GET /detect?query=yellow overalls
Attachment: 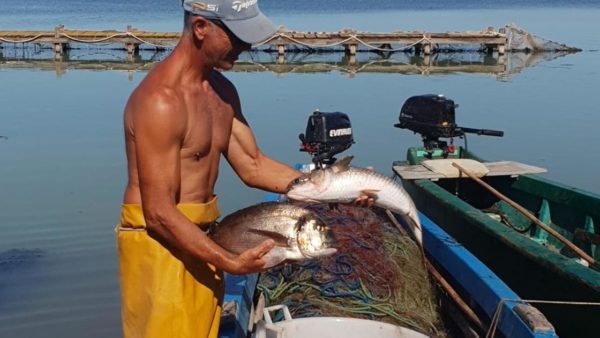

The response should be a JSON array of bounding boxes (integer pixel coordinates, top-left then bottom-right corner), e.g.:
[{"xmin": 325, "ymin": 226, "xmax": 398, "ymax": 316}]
[{"xmin": 117, "ymin": 197, "xmax": 224, "ymax": 338}]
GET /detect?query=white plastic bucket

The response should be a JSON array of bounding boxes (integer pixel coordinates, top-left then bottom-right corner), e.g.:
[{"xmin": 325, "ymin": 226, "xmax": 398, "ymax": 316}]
[{"xmin": 253, "ymin": 305, "xmax": 430, "ymax": 338}]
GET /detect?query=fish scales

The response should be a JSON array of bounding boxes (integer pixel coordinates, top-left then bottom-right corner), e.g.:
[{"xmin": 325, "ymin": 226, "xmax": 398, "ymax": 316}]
[
  {"xmin": 286, "ymin": 156, "xmax": 422, "ymax": 245},
  {"xmin": 318, "ymin": 167, "xmax": 416, "ymax": 218},
  {"xmin": 209, "ymin": 202, "xmax": 337, "ymax": 268},
  {"xmin": 210, "ymin": 203, "xmax": 306, "ymax": 254}
]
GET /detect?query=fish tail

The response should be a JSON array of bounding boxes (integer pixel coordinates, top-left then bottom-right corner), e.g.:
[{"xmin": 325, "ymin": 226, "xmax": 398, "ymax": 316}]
[{"xmin": 404, "ymin": 214, "xmax": 423, "ymax": 247}]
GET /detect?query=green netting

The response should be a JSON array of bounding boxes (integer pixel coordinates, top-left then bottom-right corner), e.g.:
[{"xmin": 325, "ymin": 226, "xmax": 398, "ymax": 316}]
[{"xmin": 257, "ymin": 204, "xmax": 447, "ymax": 337}]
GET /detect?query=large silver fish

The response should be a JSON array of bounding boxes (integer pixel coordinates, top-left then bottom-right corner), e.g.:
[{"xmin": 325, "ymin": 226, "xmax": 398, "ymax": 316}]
[
  {"xmin": 209, "ymin": 202, "xmax": 337, "ymax": 268},
  {"xmin": 286, "ymin": 156, "xmax": 423, "ymax": 245}
]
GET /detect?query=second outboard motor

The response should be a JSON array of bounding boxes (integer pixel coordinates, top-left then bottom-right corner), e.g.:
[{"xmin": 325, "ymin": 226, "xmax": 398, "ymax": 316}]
[{"xmin": 395, "ymin": 94, "xmax": 503, "ymax": 158}]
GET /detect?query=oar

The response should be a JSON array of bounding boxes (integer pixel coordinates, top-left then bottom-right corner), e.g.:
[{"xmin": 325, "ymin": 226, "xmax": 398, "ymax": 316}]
[{"xmin": 452, "ymin": 162, "xmax": 596, "ymax": 267}]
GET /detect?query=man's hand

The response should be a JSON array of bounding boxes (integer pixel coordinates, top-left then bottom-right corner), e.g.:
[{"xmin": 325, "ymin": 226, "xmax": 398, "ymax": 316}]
[
  {"xmin": 353, "ymin": 166, "xmax": 376, "ymax": 208},
  {"xmin": 227, "ymin": 239, "xmax": 276, "ymax": 275},
  {"xmin": 353, "ymin": 194, "xmax": 376, "ymax": 208}
]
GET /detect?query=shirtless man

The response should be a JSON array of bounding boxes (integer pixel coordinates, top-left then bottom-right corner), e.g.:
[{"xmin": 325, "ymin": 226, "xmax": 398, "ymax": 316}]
[
  {"xmin": 117, "ymin": 1, "xmax": 371, "ymax": 337},
  {"xmin": 117, "ymin": 1, "xmax": 296, "ymax": 337}
]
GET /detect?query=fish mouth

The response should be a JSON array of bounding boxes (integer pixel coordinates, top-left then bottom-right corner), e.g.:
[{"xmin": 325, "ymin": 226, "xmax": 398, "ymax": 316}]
[
  {"xmin": 285, "ymin": 188, "xmax": 306, "ymax": 201},
  {"xmin": 286, "ymin": 190, "xmax": 319, "ymax": 203}
]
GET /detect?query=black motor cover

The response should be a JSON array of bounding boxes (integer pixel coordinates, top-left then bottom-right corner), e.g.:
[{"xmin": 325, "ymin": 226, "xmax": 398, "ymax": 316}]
[
  {"xmin": 395, "ymin": 94, "xmax": 459, "ymax": 138},
  {"xmin": 299, "ymin": 111, "xmax": 354, "ymax": 165},
  {"xmin": 302, "ymin": 111, "xmax": 353, "ymax": 145}
]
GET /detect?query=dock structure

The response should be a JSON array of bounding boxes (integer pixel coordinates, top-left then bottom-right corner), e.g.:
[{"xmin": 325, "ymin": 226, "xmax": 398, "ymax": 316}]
[
  {"xmin": 0, "ymin": 25, "xmax": 179, "ymax": 57},
  {"xmin": 261, "ymin": 27, "xmax": 507, "ymax": 56},
  {"xmin": 0, "ymin": 25, "xmax": 509, "ymax": 60}
]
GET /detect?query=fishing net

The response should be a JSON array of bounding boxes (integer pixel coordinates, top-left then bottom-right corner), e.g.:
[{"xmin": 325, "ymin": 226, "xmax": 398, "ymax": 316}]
[{"xmin": 257, "ymin": 203, "xmax": 448, "ymax": 337}]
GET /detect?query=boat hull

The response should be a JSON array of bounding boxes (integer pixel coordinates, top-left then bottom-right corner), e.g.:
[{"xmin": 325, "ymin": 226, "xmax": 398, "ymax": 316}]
[
  {"xmin": 399, "ymin": 148, "xmax": 600, "ymax": 338},
  {"xmin": 219, "ymin": 183, "xmax": 558, "ymax": 338}
]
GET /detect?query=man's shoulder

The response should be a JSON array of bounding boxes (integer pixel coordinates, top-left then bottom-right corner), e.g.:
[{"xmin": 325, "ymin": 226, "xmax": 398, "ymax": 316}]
[
  {"xmin": 125, "ymin": 82, "xmax": 187, "ymax": 136},
  {"xmin": 129, "ymin": 81, "xmax": 183, "ymax": 115}
]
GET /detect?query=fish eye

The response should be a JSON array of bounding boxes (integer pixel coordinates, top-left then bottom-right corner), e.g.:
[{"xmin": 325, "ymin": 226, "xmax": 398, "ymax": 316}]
[{"xmin": 292, "ymin": 175, "xmax": 310, "ymax": 185}]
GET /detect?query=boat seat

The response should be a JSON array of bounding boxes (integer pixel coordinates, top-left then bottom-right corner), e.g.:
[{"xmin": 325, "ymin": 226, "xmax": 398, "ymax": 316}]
[
  {"xmin": 393, "ymin": 159, "xmax": 547, "ymax": 181},
  {"xmin": 422, "ymin": 159, "xmax": 489, "ymax": 178}
]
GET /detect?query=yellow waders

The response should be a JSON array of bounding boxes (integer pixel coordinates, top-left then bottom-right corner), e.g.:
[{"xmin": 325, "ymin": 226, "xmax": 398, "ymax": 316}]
[{"xmin": 117, "ymin": 197, "xmax": 224, "ymax": 338}]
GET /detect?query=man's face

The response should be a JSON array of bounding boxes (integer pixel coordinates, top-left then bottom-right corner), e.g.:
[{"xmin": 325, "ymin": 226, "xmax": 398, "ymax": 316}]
[{"xmin": 207, "ymin": 19, "xmax": 251, "ymax": 70}]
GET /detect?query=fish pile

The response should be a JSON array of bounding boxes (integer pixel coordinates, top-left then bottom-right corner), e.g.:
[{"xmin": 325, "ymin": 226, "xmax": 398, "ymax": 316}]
[
  {"xmin": 286, "ymin": 156, "xmax": 423, "ymax": 245},
  {"xmin": 210, "ymin": 202, "xmax": 337, "ymax": 268}
]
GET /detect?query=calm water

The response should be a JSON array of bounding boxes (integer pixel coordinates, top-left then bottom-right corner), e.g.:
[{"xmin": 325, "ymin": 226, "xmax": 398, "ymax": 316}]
[{"xmin": 1, "ymin": 1, "xmax": 600, "ymax": 337}]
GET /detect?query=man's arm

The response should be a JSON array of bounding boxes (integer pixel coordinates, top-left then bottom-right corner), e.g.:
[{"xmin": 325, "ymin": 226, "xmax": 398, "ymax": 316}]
[
  {"xmin": 225, "ymin": 112, "xmax": 302, "ymax": 193},
  {"xmin": 131, "ymin": 88, "xmax": 273, "ymax": 274},
  {"xmin": 221, "ymin": 84, "xmax": 301, "ymax": 192}
]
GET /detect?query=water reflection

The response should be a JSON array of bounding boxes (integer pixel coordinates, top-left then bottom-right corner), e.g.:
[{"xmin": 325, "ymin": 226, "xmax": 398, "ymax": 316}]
[{"xmin": 0, "ymin": 46, "xmax": 577, "ymax": 80}]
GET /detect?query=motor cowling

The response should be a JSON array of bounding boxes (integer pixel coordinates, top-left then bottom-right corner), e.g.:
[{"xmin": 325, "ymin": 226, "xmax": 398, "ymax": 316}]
[
  {"xmin": 395, "ymin": 94, "xmax": 460, "ymax": 139},
  {"xmin": 299, "ymin": 111, "xmax": 354, "ymax": 166}
]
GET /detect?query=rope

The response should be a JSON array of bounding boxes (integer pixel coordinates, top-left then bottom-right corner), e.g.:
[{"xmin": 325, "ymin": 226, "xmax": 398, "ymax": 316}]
[
  {"xmin": 486, "ymin": 298, "xmax": 600, "ymax": 338},
  {"xmin": 3, "ymin": 31, "xmax": 435, "ymax": 52},
  {"xmin": 60, "ymin": 32, "xmax": 128, "ymax": 43},
  {"xmin": 0, "ymin": 34, "xmax": 46, "ymax": 43},
  {"xmin": 125, "ymin": 33, "xmax": 177, "ymax": 48},
  {"xmin": 255, "ymin": 32, "xmax": 433, "ymax": 52},
  {"xmin": 352, "ymin": 34, "xmax": 432, "ymax": 52},
  {"xmin": 255, "ymin": 33, "xmax": 356, "ymax": 48},
  {"xmin": 0, "ymin": 31, "xmax": 177, "ymax": 48},
  {"xmin": 61, "ymin": 32, "xmax": 177, "ymax": 48}
]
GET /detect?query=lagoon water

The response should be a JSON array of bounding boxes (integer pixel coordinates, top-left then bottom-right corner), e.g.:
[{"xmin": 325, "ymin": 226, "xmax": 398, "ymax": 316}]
[{"xmin": 1, "ymin": 1, "xmax": 600, "ymax": 337}]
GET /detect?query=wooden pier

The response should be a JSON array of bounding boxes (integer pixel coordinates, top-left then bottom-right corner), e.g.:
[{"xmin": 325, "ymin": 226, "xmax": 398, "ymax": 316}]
[{"xmin": 0, "ymin": 25, "xmax": 509, "ymax": 59}]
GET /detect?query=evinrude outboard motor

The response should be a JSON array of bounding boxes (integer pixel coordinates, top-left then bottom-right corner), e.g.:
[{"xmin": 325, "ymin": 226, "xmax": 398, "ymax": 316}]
[
  {"xmin": 395, "ymin": 94, "xmax": 504, "ymax": 158},
  {"xmin": 299, "ymin": 111, "xmax": 354, "ymax": 168}
]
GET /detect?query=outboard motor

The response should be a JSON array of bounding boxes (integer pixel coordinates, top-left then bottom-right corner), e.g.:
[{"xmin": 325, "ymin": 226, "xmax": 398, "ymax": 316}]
[
  {"xmin": 395, "ymin": 94, "xmax": 504, "ymax": 158},
  {"xmin": 299, "ymin": 111, "xmax": 354, "ymax": 168}
]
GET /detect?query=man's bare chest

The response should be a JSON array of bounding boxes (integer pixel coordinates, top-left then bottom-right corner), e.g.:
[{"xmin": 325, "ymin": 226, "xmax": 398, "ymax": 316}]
[{"xmin": 181, "ymin": 100, "xmax": 234, "ymax": 160}]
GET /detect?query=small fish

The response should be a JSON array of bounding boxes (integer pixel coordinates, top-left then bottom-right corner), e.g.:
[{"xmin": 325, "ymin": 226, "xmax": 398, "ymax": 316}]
[
  {"xmin": 210, "ymin": 202, "xmax": 337, "ymax": 268},
  {"xmin": 286, "ymin": 156, "xmax": 423, "ymax": 245}
]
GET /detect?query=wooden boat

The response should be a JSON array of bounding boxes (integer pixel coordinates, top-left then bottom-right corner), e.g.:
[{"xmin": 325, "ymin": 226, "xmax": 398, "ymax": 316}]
[
  {"xmin": 393, "ymin": 146, "xmax": 600, "ymax": 338},
  {"xmin": 217, "ymin": 188, "xmax": 558, "ymax": 338}
]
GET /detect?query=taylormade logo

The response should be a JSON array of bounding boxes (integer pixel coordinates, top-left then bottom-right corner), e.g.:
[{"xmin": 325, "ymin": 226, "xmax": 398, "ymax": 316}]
[
  {"xmin": 329, "ymin": 128, "xmax": 352, "ymax": 137},
  {"xmin": 232, "ymin": 0, "xmax": 257, "ymax": 12}
]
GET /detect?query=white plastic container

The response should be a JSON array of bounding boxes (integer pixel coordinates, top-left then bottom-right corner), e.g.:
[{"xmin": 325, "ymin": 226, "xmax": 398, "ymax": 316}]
[{"xmin": 252, "ymin": 305, "xmax": 430, "ymax": 338}]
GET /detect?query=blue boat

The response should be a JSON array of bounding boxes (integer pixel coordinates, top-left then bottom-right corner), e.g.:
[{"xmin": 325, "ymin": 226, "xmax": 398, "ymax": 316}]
[{"xmin": 218, "ymin": 202, "xmax": 558, "ymax": 338}]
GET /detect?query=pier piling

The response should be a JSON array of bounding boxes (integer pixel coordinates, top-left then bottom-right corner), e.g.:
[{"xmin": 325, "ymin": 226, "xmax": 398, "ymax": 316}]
[
  {"xmin": 53, "ymin": 25, "xmax": 67, "ymax": 55},
  {"xmin": 125, "ymin": 26, "xmax": 141, "ymax": 55},
  {"xmin": 344, "ymin": 43, "xmax": 358, "ymax": 55}
]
